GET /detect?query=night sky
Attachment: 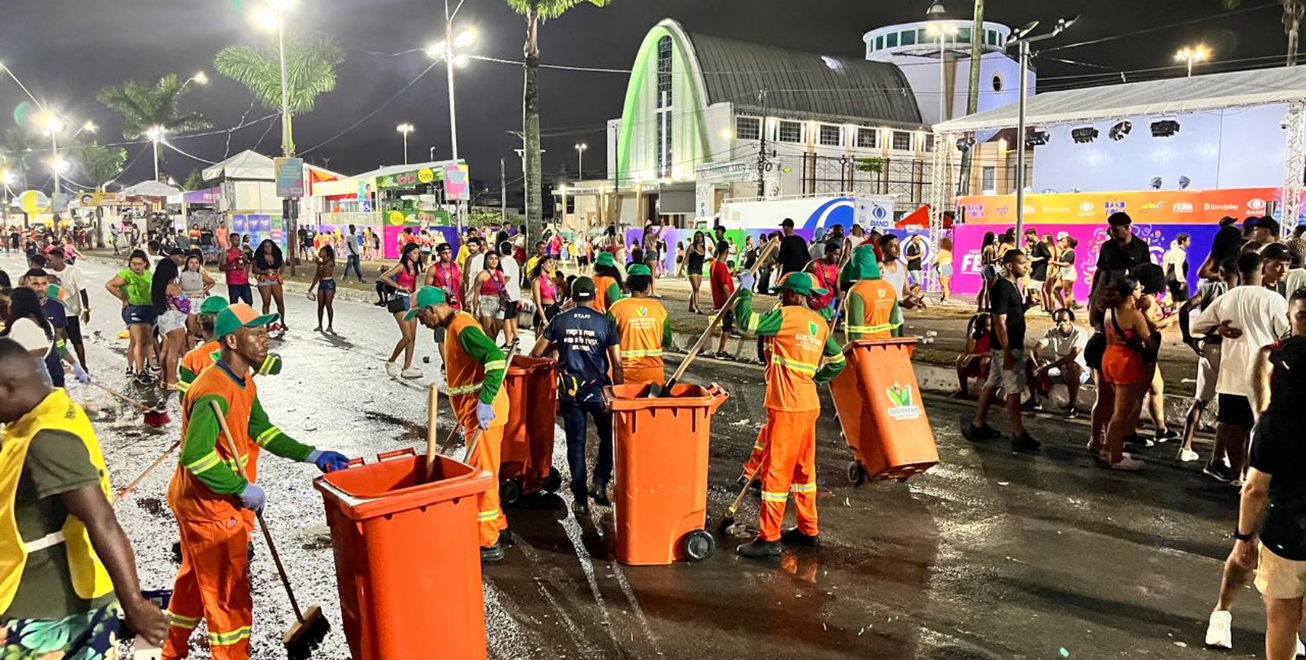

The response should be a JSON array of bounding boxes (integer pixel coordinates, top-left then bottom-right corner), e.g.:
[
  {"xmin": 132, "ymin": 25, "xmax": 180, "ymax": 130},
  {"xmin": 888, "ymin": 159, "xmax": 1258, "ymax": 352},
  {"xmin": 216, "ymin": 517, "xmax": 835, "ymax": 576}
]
[{"xmin": 0, "ymin": 0, "xmax": 1292, "ymax": 197}]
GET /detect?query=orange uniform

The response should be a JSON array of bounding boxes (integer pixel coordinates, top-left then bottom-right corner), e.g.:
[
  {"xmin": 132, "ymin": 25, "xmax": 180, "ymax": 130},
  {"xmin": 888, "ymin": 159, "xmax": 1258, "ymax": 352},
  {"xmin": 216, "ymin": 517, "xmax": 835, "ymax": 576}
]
[
  {"xmin": 845, "ymin": 279, "xmax": 901, "ymax": 340},
  {"xmin": 607, "ymin": 296, "xmax": 672, "ymax": 385},
  {"xmin": 591, "ymin": 275, "xmax": 622, "ymax": 314},
  {"xmin": 445, "ymin": 312, "xmax": 511, "ymax": 548},
  {"xmin": 735, "ymin": 290, "xmax": 845, "ymax": 542}
]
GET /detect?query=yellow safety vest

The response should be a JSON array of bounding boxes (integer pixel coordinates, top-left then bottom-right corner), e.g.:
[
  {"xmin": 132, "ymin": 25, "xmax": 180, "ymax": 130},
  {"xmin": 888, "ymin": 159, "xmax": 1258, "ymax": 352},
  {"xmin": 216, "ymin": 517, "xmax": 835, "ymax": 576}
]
[{"xmin": 0, "ymin": 388, "xmax": 115, "ymax": 613}]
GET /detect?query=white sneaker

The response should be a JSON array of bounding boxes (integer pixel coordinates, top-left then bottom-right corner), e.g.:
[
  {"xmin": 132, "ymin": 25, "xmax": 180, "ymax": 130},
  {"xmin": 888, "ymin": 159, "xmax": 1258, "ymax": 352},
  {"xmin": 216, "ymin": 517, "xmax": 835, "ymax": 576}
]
[
  {"xmin": 1205, "ymin": 610, "xmax": 1232, "ymax": 649},
  {"xmin": 385, "ymin": 361, "xmax": 399, "ymax": 378},
  {"xmin": 1297, "ymin": 635, "xmax": 1304, "ymax": 656},
  {"xmin": 1178, "ymin": 448, "xmax": 1200, "ymax": 463},
  {"xmin": 1110, "ymin": 454, "xmax": 1145, "ymax": 471},
  {"xmin": 401, "ymin": 367, "xmax": 423, "ymax": 379}
]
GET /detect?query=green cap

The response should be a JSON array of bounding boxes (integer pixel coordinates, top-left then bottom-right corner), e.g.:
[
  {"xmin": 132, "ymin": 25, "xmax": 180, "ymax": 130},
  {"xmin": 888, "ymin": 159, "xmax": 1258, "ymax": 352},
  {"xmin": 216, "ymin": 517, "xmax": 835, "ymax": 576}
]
[
  {"xmin": 595, "ymin": 252, "xmax": 615, "ymax": 268},
  {"xmin": 199, "ymin": 297, "xmax": 229, "ymax": 315},
  {"xmin": 773, "ymin": 271, "xmax": 828, "ymax": 297},
  {"xmin": 404, "ymin": 286, "xmax": 448, "ymax": 320},
  {"xmin": 839, "ymin": 244, "xmax": 881, "ymax": 289},
  {"xmin": 571, "ymin": 276, "xmax": 597, "ymax": 301},
  {"xmin": 214, "ymin": 303, "xmax": 278, "ymax": 340},
  {"xmin": 626, "ymin": 263, "xmax": 652, "ymax": 277}
]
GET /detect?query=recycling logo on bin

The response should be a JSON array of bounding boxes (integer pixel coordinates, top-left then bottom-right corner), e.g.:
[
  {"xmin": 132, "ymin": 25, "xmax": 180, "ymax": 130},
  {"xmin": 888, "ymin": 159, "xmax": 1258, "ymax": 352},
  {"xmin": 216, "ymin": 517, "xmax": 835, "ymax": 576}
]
[{"xmin": 885, "ymin": 383, "xmax": 921, "ymax": 421}]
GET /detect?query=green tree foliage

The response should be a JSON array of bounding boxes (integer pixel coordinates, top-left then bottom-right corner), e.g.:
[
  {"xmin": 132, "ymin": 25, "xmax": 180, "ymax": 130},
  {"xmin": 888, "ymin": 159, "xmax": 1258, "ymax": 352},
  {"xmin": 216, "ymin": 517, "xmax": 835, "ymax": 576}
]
[{"xmin": 96, "ymin": 74, "xmax": 212, "ymax": 140}]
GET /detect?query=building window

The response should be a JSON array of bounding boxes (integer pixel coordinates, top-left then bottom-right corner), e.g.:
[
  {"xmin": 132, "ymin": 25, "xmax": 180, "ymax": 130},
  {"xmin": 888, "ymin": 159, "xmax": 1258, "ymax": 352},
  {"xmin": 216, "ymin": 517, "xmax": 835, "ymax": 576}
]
[
  {"xmin": 736, "ymin": 116, "xmax": 760, "ymax": 141},
  {"xmin": 917, "ymin": 29, "xmax": 930, "ymax": 44},
  {"xmin": 886, "ymin": 32, "xmax": 899, "ymax": 48},
  {"xmin": 856, "ymin": 127, "xmax": 878, "ymax": 149},
  {"xmin": 958, "ymin": 27, "xmax": 972, "ymax": 44},
  {"xmin": 819, "ymin": 125, "xmax": 842, "ymax": 147},
  {"xmin": 924, "ymin": 134, "xmax": 935, "ymax": 152},
  {"xmin": 900, "ymin": 30, "xmax": 917, "ymax": 46},
  {"xmin": 992, "ymin": 74, "xmax": 1004, "ymax": 92},
  {"xmin": 874, "ymin": 36, "xmax": 883, "ymax": 50},
  {"xmin": 981, "ymin": 166, "xmax": 996, "ymax": 191},
  {"xmin": 892, "ymin": 130, "xmax": 912, "ymax": 151},
  {"xmin": 656, "ymin": 36, "xmax": 673, "ymax": 178},
  {"xmin": 778, "ymin": 120, "xmax": 803, "ymax": 144}
]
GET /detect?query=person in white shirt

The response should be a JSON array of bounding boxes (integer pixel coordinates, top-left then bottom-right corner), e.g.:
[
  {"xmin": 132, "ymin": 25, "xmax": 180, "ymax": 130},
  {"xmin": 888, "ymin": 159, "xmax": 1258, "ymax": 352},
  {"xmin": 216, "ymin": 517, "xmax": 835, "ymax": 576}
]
[
  {"xmin": 1024, "ymin": 308, "xmax": 1088, "ymax": 415},
  {"xmin": 497, "ymin": 240, "xmax": 522, "ymax": 348},
  {"xmin": 1163, "ymin": 234, "xmax": 1191, "ymax": 302},
  {"xmin": 44, "ymin": 247, "xmax": 90, "ymax": 369},
  {"xmin": 1192, "ymin": 251, "xmax": 1289, "ymax": 484},
  {"xmin": 343, "ymin": 224, "xmax": 364, "ymax": 282}
]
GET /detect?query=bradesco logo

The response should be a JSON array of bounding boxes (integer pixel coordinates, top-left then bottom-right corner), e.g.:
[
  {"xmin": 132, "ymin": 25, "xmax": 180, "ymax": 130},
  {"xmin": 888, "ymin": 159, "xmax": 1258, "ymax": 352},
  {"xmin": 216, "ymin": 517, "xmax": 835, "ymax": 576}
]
[{"xmin": 886, "ymin": 382, "xmax": 921, "ymax": 420}]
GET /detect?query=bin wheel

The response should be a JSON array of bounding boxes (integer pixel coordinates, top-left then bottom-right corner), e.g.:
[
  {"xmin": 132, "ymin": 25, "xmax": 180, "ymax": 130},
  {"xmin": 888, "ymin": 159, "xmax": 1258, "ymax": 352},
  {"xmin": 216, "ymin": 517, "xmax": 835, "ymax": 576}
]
[
  {"xmin": 682, "ymin": 530, "xmax": 714, "ymax": 562},
  {"xmin": 847, "ymin": 461, "xmax": 866, "ymax": 486},
  {"xmin": 500, "ymin": 480, "xmax": 522, "ymax": 506},
  {"xmin": 544, "ymin": 466, "xmax": 562, "ymax": 493}
]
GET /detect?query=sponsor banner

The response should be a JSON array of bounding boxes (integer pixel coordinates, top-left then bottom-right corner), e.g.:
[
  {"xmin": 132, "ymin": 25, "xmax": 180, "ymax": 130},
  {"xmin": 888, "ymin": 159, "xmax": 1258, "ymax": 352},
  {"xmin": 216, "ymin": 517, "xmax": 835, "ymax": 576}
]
[
  {"xmin": 273, "ymin": 157, "xmax": 305, "ymax": 198},
  {"xmin": 958, "ymin": 188, "xmax": 1287, "ymax": 226},
  {"xmin": 950, "ymin": 223, "xmax": 1221, "ymax": 300},
  {"xmin": 381, "ymin": 224, "xmax": 461, "ymax": 260},
  {"xmin": 443, "ymin": 163, "xmax": 470, "ymax": 201}
]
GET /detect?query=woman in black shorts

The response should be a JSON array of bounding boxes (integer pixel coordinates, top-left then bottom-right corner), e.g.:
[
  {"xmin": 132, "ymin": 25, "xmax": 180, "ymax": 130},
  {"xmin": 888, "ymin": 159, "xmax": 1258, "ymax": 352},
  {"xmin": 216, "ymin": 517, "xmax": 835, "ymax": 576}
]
[{"xmin": 687, "ymin": 231, "xmax": 707, "ymax": 314}]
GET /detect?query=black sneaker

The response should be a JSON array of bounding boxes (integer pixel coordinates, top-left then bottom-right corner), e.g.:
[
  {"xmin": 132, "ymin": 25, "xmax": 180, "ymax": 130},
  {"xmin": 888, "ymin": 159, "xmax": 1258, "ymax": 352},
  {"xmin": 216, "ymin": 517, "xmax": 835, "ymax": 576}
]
[
  {"xmin": 1203, "ymin": 462, "xmax": 1233, "ymax": 483},
  {"xmin": 1065, "ymin": 406, "xmax": 1083, "ymax": 420},
  {"xmin": 736, "ymin": 537, "xmax": 782, "ymax": 558},
  {"xmin": 714, "ymin": 352, "xmax": 734, "ymax": 361},
  {"xmin": 1020, "ymin": 398, "xmax": 1042, "ymax": 412},
  {"xmin": 1154, "ymin": 429, "xmax": 1179, "ymax": 443},
  {"xmin": 1011, "ymin": 431, "xmax": 1042, "ymax": 453},
  {"xmin": 962, "ymin": 422, "xmax": 1001, "ymax": 442},
  {"xmin": 780, "ymin": 528, "xmax": 820, "ymax": 547},
  {"xmin": 1125, "ymin": 434, "xmax": 1155, "ymax": 449},
  {"xmin": 480, "ymin": 541, "xmax": 505, "ymax": 563},
  {"xmin": 571, "ymin": 494, "xmax": 590, "ymax": 516},
  {"xmin": 589, "ymin": 484, "xmax": 611, "ymax": 507}
]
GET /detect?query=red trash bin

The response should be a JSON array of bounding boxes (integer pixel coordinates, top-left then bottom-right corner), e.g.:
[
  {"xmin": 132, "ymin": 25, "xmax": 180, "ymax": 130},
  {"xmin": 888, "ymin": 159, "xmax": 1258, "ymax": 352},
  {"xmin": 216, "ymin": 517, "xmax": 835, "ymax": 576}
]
[
  {"xmin": 314, "ymin": 448, "xmax": 493, "ymax": 660},
  {"xmin": 500, "ymin": 355, "xmax": 561, "ymax": 504},
  {"xmin": 606, "ymin": 383, "xmax": 729, "ymax": 566},
  {"xmin": 829, "ymin": 338, "xmax": 939, "ymax": 483}
]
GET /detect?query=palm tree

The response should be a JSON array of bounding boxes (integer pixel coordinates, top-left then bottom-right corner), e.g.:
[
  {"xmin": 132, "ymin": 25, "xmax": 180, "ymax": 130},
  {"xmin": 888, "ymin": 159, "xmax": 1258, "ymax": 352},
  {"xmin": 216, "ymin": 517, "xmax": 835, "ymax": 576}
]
[
  {"xmin": 1224, "ymin": 0, "xmax": 1302, "ymax": 65},
  {"xmin": 502, "ymin": 0, "xmax": 612, "ymax": 240},
  {"xmin": 214, "ymin": 34, "xmax": 345, "ymax": 155},
  {"xmin": 96, "ymin": 74, "xmax": 213, "ymax": 140},
  {"xmin": 0, "ymin": 126, "xmax": 39, "ymax": 191}
]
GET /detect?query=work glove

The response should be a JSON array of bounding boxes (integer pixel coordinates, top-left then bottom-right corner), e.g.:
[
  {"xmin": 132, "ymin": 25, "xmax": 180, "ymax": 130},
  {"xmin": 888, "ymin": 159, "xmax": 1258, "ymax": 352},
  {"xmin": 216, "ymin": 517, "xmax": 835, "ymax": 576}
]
[
  {"xmin": 476, "ymin": 401, "xmax": 496, "ymax": 430},
  {"xmin": 238, "ymin": 483, "xmax": 266, "ymax": 512},
  {"xmin": 72, "ymin": 363, "xmax": 91, "ymax": 385},
  {"xmin": 738, "ymin": 271, "xmax": 756, "ymax": 292},
  {"xmin": 307, "ymin": 449, "xmax": 351, "ymax": 473}
]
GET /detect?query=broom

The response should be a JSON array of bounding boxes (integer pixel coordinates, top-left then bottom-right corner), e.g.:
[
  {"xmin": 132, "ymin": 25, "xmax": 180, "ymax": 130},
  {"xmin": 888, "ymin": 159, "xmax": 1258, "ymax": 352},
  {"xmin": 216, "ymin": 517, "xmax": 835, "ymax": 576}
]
[
  {"xmin": 716, "ymin": 475, "xmax": 757, "ymax": 535},
  {"xmin": 210, "ymin": 401, "xmax": 329, "ymax": 655},
  {"xmin": 115, "ymin": 440, "xmax": 180, "ymax": 500},
  {"xmin": 650, "ymin": 239, "xmax": 778, "ymax": 398},
  {"xmin": 89, "ymin": 379, "xmax": 170, "ymax": 427}
]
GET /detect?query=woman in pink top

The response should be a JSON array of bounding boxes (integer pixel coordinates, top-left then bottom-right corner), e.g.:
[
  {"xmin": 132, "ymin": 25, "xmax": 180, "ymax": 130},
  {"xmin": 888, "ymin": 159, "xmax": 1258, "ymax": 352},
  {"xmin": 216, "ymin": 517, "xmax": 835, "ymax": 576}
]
[
  {"xmin": 469, "ymin": 251, "xmax": 508, "ymax": 342},
  {"xmin": 378, "ymin": 243, "xmax": 424, "ymax": 379},
  {"xmin": 531, "ymin": 255, "xmax": 560, "ymax": 335}
]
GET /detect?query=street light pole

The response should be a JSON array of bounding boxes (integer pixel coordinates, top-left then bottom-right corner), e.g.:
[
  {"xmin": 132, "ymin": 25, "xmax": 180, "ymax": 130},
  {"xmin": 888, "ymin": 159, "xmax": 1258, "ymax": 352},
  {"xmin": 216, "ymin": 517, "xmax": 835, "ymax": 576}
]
[
  {"xmin": 397, "ymin": 124, "xmax": 415, "ymax": 164},
  {"xmin": 445, "ymin": 0, "xmax": 459, "ymax": 160},
  {"xmin": 575, "ymin": 143, "xmax": 587, "ymax": 179},
  {"xmin": 278, "ymin": 14, "xmax": 291, "ymax": 156}
]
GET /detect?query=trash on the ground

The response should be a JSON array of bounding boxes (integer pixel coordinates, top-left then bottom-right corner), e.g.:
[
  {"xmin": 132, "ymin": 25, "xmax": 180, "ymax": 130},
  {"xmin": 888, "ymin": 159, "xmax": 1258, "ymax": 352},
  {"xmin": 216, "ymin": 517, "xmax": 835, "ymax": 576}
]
[{"xmin": 1059, "ymin": 648, "xmax": 1070, "ymax": 657}]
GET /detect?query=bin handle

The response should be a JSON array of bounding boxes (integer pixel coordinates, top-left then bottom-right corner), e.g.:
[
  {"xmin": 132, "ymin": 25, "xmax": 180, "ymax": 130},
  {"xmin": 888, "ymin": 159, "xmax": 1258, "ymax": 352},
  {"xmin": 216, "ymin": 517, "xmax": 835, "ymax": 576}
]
[
  {"xmin": 705, "ymin": 382, "xmax": 731, "ymax": 414},
  {"xmin": 344, "ymin": 457, "xmax": 366, "ymax": 468},
  {"xmin": 377, "ymin": 448, "xmax": 417, "ymax": 462}
]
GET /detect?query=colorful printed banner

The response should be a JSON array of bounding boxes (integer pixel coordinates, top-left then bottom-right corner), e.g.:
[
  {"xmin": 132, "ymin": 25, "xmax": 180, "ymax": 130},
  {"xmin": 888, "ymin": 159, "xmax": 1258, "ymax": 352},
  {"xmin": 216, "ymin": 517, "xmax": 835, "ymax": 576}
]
[
  {"xmin": 958, "ymin": 188, "xmax": 1286, "ymax": 226},
  {"xmin": 949, "ymin": 223, "xmax": 1221, "ymax": 300}
]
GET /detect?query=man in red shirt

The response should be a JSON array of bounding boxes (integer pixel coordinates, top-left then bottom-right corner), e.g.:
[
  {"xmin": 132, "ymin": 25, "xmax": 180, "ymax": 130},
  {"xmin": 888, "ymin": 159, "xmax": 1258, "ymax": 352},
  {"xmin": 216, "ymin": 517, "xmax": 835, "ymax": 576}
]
[
  {"xmin": 709, "ymin": 241, "xmax": 737, "ymax": 359},
  {"xmin": 219, "ymin": 232, "xmax": 252, "ymax": 305}
]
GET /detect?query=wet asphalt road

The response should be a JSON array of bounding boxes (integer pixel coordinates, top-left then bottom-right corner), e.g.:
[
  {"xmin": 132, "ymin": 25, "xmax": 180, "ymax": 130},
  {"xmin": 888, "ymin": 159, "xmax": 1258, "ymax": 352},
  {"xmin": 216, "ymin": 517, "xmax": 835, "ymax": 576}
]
[{"xmin": 8, "ymin": 253, "xmax": 1278, "ymax": 659}]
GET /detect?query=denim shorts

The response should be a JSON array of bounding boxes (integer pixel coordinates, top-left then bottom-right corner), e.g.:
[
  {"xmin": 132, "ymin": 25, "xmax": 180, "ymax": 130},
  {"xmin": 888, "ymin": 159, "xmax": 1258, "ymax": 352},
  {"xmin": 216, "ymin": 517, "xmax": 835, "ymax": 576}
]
[
  {"xmin": 122, "ymin": 304, "xmax": 157, "ymax": 326},
  {"xmin": 319, "ymin": 278, "xmax": 337, "ymax": 294}
]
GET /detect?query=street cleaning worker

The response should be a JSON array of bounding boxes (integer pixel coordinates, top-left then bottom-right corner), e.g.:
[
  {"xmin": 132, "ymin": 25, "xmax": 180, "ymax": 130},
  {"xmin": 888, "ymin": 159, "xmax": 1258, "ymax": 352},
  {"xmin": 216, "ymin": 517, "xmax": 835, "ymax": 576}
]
[
  {"xmin": 733, "ymin": 272, "xmax": 846, "ymax": 558},
  {"xmin": 840, "ymin": 243, "xmax": 901, "ymax": 340},
  {"xmin": 407, "ymin": 286, "xmax": 512, "ymax": 562},
  {"xmin": 177, "ymin": 298, "xmax": 283, "ymax": 395},
  {"xmin": 530, "ymin": 277, "xmax": 623, "ymax": 515},
  {"xmin": 0, "ymin": 338, "xmax": 170, "ymax": 658},
  {"xmin": 591, "ymin": 252, "xmax": 625, "ymax": 314},
  {"xmin": 163, "ymin": 304, "xmax": 349, "ymax": 659},
  {"xmin": 607, "ymin": 263, "xmax": 671, "ymax": 386}
]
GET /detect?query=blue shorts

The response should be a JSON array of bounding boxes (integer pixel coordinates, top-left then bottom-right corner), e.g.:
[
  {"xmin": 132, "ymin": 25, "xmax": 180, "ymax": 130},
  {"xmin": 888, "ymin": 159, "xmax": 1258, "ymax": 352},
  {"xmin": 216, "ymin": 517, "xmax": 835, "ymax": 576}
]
[
  {"xmin": 318, "ymin": 279, "xmax": 337, "ymax": 294},
  {"xmin": 122, "ymin": 304, "xmax": 156, "ymax": 326},
  {"xmin": 939, "ymin": 264, "xmax": 954, "ymax": 277}
]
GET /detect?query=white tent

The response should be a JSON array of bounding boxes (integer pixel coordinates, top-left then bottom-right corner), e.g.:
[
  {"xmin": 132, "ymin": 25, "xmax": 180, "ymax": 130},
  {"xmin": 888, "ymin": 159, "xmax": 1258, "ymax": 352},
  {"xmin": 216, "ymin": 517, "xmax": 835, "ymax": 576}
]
[
  {"xmin": 934, "ymin": 66, "xmax": 1306, "ymax": 133},
  {"xmin": 202, "ymin": 150, "xmax": 275, "ymax": 182},
  {"xmin": 121, "ymin": 180, "xmax": 182, "ymax": 198}
]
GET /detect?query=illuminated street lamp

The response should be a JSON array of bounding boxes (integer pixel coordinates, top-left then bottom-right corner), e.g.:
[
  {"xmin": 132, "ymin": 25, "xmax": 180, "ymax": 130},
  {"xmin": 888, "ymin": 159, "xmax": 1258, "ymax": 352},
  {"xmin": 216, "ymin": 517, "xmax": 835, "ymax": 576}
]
[
  {"xmin": 1175, "ymin": 44, "xmax": 1211, "ymax": 77},
  {"xmin": 42, "ymin": 113, "xmax": 66, "ymax": 206},
  {"xmin": 146, "ymin": 126, "xmax": 165, "ymax": 182},
  {"xmin": 180, "ymin": 71, "xmax": 209, "ymax": 92},
  {"xmin": 252, "ymin": 0, "xmax": 295, "ymax": 156},
  {"xmin": 426, "ymin": 2, "xmax": 477, "ymax": 161},
  {"xmin": 575, "ymin": 143, "xmax": 588, "ymax": 178},
  {"xmin": 397, "ymin": 123, "xmax": 415, "ymax": 164}
]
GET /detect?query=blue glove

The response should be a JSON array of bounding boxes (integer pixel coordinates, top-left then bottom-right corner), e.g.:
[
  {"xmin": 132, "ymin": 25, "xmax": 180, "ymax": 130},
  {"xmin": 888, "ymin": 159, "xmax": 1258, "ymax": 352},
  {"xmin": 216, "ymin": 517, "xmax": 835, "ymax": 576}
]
[
  {"xmin": 307, "ymin": 449, "xmax": 351, "ymax": 473},
  {"xmin": 238, "ymin": 483, "xmax": 266, "ymax": 512},
  {"xmin": 72, "ymin": 363, "xmax": 90, "ymax": 385},
  {"xmin": 738, "ymin": 271, "xmax": 756, "ymax": 292},
  {"xmin": 476, "ymin": 402, "xmax": 496, "ymax": 430}
]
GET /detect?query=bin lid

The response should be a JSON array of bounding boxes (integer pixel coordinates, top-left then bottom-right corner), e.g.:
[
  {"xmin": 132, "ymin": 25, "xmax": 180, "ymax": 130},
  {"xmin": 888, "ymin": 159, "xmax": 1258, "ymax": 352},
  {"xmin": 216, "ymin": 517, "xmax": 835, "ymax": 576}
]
[
  {"xmin": 506, "ymin": 355, "xmax": 557, "ymax": 376},
  {"xmin": 605, "ymin": 383, "xmax": 728, "ymax": 412},
  {"xmin": 314, "ymin": 455, "xmax": 493, "ymax": 522}
]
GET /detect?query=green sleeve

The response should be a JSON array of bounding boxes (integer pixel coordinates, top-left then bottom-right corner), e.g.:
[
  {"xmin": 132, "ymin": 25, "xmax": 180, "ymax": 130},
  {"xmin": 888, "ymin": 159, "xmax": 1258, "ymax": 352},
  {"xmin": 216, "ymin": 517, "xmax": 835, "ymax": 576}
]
[
  {"xmin": 845, "ymin": 291, "xmax": 866, "ymax": 340},
  {"xmin": 814, "ymin": 334, "xmax": 847, "ymax": 385},
  {"xmin": 180, "ymin": 395, "xmax": 247, "ymax": 495},
  {"xmin": 178, "ymin": 366, "xmax": 197, "ymax": 392},
  {"xmin": 606, "ymin": 283, "xmax": 624, "ymax": 306},
  {"xmin": 248, "ymin": 396, "xmax": 314, "ymax": 461},
  {"xmin": 458, "ymin": 325, "xmax": 508, "ymax": 405},
  {"xmin": 733, "ymin": 289, "xmax": 784, "ymax": 337},
  {"xmin": 890, "ymin": 301, "xmax": 903, "ymax": 338},
  {"xmin": 662, "ymin": 315, "xmax": 673, "ymax": 348}
]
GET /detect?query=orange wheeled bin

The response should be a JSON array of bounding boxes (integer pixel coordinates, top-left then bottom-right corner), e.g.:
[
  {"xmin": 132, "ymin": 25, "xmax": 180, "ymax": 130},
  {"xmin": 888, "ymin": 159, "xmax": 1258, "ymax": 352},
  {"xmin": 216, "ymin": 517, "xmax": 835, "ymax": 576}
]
[
  {"xmin": 314, "ymin": 448, "xmax": 493, "ymax": 660},
  {"xmin": 829, "ymin": 338, "xmax": 939, "ymax": 484},
  {"xmin": 500, "ymin": 355, "xmax": 561, "ymax": 505},
  {"xmin": 606, "ymin": 383, "xmax": 729, "ymax": 566}
]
